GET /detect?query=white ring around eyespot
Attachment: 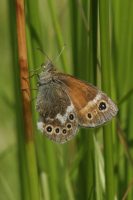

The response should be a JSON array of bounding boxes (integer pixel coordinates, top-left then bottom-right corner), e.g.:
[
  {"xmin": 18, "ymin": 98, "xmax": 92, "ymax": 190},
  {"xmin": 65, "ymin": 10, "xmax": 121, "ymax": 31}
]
[
  {"xmin": 66, "ymin": 123, "xmax": 72, "ymax": 130},
  {"xmin": 86, "ymin": 112, "xmax": 93, "ymax": 120},
  {"xmin": 45, "ymin": 125, "xmax": 53, "ymax": 134},
  {"xmin": 54, "ymin": 127, "xmax": 60, "ymax": 134},
  {"xmin": 62, "ymin": 128, "xmax": 67, "ymax": 134},
  {"xmin": 98, "ymin": 100, "xmax": 108, "ymax": 112},
  {"xmin": 68, "ymin": 113, "xmax": 75, "ymax": 121}
]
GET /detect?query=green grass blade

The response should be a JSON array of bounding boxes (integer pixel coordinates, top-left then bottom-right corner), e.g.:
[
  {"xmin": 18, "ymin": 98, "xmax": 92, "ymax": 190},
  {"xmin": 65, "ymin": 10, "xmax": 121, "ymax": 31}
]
[
  {"xmin": 99, "ymin": 0, "xmax": 115, "ymax": 199},
  {"xmin": 47, "ymin": 0, "xmax": 67, "ymax": 71}
]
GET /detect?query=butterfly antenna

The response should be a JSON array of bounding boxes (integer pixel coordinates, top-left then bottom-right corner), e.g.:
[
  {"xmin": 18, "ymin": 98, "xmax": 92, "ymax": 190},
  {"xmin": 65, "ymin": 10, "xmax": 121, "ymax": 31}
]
[
  {"xmin": 53, "ymin": 44, "xmax": 66, "ymax": 64},
  {"xmin": 36, "ymin": 47, "xmax": 52, "ymax": 63}
]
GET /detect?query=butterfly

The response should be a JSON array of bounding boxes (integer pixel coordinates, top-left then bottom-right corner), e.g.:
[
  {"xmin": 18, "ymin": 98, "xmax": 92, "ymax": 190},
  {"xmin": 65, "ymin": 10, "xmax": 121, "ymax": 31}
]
[{"xmin": 36, "ymin": 61, "xmax": 118, "ymax": 143}]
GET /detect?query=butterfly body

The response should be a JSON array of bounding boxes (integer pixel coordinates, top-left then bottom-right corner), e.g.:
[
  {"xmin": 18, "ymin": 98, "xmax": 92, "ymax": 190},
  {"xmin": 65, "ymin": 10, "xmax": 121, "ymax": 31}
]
[{"xmin": 36, "ymin": 62, "xmax": 118, "ymax": 143}]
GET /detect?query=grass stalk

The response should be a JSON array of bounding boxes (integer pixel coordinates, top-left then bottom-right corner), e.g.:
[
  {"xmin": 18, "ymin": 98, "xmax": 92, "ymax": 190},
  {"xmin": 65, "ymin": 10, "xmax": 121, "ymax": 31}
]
[
  {"xmin": 124, "ymin": 3, "xmax": 133, "ymax": 199},
  {"xmin": 65, "ymin": 172, "xmax": 75, "ymax": 200},
  {"xmin": 8, "ymin": 2, "xmax": 30, "ymax": 199},
  {"xmin": 15, "ymin": 0, "xmax": 40, "ymax": 199},
  {"xmin": 26, "ymin": 0, "xmax": 43, "ymax": 67},
  {"xmin": 69, "ymin": 0, "xmax": 79, "ymax": 73},
  {"xmin": 99, "ymin": 0, "xmax": 115, "ymax": 199},
  {"xmin": 47, "ymin": 0, "xmax": 67, "ymax": 71},
  {"xmin": 43, "ymin": 142, "xmax": 59, "ymax": 200},
  {"xmin": 126, "ymin": 96, "xmax": 133, "ymax": 200}
]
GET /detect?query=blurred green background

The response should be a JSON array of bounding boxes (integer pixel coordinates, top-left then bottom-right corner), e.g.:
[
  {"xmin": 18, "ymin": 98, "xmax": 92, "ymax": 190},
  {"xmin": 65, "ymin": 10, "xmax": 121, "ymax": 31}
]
[{"xmin": 0, "ymin": 0, "xmax": 133, "ymax": 200}]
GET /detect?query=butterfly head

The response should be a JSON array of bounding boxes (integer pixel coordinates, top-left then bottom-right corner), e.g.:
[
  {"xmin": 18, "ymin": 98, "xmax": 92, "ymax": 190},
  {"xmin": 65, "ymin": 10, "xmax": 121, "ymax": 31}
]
[
  {"xmin": 41, "ymin": 60, "xmax": 56, "ymax": 73},
  {"xmin": 38, "ymin": 61, "xmax": 57, "ymax": 85}
]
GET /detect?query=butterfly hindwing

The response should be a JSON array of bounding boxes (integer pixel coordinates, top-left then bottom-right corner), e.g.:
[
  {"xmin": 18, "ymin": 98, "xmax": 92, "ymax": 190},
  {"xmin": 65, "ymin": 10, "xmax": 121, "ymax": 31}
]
[{"xmin": 36, "ymin": 81, "xmax": 79, "ymax": 143}]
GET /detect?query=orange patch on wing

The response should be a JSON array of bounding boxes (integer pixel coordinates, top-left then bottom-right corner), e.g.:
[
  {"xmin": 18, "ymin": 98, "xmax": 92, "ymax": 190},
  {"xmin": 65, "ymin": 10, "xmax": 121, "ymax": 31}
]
[{"xmin": 59, "ymin": 74, "xmax": 98, "ymax": 110}]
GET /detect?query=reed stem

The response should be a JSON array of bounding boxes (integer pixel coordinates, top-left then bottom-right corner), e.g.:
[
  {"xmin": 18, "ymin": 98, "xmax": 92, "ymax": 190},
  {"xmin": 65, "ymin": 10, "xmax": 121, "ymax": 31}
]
[{"xmin": 15, "ymin": 0, "xmax": 40, "ymax": 199}]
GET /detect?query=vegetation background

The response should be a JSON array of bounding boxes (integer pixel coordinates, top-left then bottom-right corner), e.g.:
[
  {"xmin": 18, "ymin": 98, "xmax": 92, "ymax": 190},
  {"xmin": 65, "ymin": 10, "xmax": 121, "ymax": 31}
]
[{"xmin": 0, "ymin": 0, "xmax": 133, "ymax": 200}]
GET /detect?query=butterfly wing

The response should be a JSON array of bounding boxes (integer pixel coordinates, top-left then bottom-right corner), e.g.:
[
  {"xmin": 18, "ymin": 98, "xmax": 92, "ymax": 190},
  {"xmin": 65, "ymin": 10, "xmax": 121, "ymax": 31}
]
[
  {"xmin": 36, "ymin": 81, "xmax": 79, "ymax": 143},
  {"xmin": 58, "ymin": 74, "xmax": 118, "ymax": 127}
]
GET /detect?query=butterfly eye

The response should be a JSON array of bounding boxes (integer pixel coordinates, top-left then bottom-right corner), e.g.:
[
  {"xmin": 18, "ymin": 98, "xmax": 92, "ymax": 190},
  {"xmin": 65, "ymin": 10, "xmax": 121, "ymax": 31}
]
[
  {"xmin": 62, "ymin": 129, "xmax": 67, "ymax": 134},
  {"xmin": 55, "ymin": 127, "xmax": 60, "ymax": 134},
  {"xmin": 98, "ymin": 101, "xmax": 107, "ymax": 111},
  {"xmin": 37, "ymin": 82, "xmax": 40, "ymax": 87},
  {"xmin": 46, "ymin": 125, "xmax": 53, "ymax": 133},
  {"xmin": 87, "ymin": 113, "xmax": 92, "ymax": 119},
  {"xmin": 69, "ymin": 113, "xmax": 75, "ymax": 121},
  {"xmin": 66, "ymin": 123, "xmax": 72, "ymax": 130}
]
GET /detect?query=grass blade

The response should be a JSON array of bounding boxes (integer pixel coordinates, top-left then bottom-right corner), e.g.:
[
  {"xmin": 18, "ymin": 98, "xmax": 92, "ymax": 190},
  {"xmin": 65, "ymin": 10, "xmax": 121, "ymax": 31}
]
[{"xmin": 99, "ymin": 0, "xmax": 115, "ymax": 199}]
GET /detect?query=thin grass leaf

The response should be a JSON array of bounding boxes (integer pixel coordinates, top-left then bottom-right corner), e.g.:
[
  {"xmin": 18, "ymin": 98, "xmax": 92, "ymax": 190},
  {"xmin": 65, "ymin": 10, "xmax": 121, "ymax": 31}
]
[
  {"xmin": 47, "ymin": 0, "xmax": 67, "ymax": 71},
  {"xmin": 99, "ymin": 0, "xmax": 115, "ymax": 199}
]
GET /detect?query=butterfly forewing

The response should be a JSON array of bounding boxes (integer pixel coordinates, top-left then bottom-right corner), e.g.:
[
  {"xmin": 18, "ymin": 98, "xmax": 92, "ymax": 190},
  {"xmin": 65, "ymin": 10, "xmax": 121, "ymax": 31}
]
[{"xmin": 58, "ymin": 74, "xmax": 118, "ymax": 128}]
